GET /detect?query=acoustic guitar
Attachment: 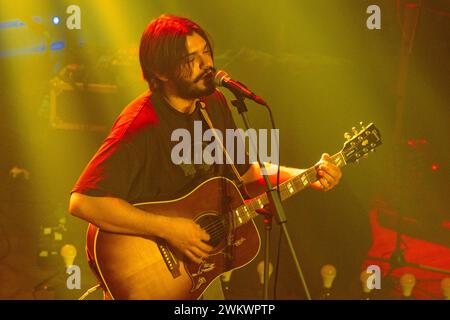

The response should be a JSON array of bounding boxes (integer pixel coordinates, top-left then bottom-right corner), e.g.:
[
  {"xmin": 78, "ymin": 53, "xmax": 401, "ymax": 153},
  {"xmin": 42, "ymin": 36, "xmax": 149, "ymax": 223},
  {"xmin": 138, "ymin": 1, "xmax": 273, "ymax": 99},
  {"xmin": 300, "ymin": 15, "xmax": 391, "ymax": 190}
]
[{"xmin": 86, "ymin": 123, "xmax": 382, "ymax": 299}]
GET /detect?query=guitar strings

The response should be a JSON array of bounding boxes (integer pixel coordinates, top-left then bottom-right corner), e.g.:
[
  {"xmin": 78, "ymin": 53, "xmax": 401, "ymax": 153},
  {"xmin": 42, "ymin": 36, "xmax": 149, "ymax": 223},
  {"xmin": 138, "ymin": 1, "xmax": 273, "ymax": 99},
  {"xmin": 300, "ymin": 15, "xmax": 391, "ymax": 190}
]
[
  {"xmin": 203, "ymin": 215, "xmax": 238, "ymax": 235},
  {"xmin": 200, "ymin": 214, "xmax": 225, "ymax": 229},
  {"xmin": 198, "ymin": 202, "xmax": 260, "ymax": 238},
  {"xmin": 204, "ymin": 221, "xmax": 228, "ymax": 239},
  {"xmin": 201, "ymin": 210, "xmax": 253, "ymax": 236},
  {"xmin": 202, "ymin": 216, "xmax": 235, "ymax": 240},
  {"xmin": 204, "ymin": 221, "xmax": 224, "ymax": 234},
  {"xmin": 206, "ymin": 227, "xmax": 227, "ymax": 241},
  {"xmin": 209, "ymin": 230, "xmax": 225, "ymax": 243},
  {"xmin": 200, "ymin": 214, "xmax": 228, "ymax": 232},
  {"xmin": 200, "ymin": 207, "xmax": 253, "ymax": 232},
  {"xmin": 197, "ymin": 205, "xmax": 260, "ymax": 244}
]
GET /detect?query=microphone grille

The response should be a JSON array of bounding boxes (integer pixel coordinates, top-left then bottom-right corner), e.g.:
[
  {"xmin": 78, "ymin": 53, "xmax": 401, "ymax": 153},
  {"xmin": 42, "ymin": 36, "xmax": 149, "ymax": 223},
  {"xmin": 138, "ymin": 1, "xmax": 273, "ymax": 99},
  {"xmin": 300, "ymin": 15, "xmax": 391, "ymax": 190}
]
[{"xmin": 214, "ymin": 70, "xmax": 229, "ymax": 87}]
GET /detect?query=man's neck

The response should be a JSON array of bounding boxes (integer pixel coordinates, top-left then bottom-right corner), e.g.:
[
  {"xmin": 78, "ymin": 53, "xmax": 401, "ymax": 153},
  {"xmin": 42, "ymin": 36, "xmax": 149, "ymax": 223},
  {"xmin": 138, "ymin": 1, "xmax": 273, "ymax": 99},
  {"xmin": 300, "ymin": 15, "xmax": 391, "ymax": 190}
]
[
  {"xmin": 163, "ymin": 95, "xmax": 196, "ymax": 114},
  {"xmin": 161, "ymin": 85, "xmax": 196, "ymax": 114}
]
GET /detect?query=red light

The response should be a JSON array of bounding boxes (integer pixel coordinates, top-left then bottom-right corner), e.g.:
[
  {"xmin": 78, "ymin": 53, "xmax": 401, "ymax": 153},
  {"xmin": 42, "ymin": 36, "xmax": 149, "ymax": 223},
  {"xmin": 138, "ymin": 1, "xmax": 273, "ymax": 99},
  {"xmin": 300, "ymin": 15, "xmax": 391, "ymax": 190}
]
[
  {"xmin": 407, "ymin": 138, "xmax": 428, "ymax": 146},
  {"xmin": 431, "ymin": 164, "xmax": 438, "ymax": 171}
]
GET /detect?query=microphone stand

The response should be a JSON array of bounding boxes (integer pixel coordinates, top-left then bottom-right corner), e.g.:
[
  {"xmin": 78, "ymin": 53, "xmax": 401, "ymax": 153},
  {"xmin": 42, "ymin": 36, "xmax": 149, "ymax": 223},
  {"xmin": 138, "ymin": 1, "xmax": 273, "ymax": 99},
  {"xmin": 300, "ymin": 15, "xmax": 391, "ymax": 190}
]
[{"xmin": 229, "ymin": 94, "xmax": 311, "ymax": 300}]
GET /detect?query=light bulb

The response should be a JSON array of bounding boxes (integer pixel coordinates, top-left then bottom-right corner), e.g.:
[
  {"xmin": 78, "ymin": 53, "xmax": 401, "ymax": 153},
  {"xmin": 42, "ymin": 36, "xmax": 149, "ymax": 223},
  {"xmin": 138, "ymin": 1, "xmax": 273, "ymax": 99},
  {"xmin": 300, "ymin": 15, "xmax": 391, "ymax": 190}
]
[
  {"xmin": 257, "ymin": 261, "xmax": 273, "ymax": 285},
  {"xmin": 321, "ymin": 264, "xmax": 336, "ymax": 289},
  {"xmin": 60, "ymin": 244, "xmax": 77, "ymax": 267},
  {"xmin": 400, "ymin": 273, "xmax": 416, "ymax": 298}
]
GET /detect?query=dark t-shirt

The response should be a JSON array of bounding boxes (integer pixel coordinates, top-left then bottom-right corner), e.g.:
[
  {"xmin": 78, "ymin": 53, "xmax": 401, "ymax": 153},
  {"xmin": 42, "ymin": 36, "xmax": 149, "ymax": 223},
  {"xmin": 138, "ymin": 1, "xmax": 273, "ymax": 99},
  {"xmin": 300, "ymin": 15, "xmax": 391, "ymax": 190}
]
[{"xmin": 71, "ymin": 89, "xmax": 251, "ymax": 204}]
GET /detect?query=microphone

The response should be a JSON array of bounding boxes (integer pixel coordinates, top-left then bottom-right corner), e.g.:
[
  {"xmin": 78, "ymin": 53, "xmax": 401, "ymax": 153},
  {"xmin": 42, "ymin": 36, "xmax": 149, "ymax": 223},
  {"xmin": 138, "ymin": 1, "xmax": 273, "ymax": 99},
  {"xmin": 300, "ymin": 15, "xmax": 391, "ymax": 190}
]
[{"xmin": 214, "ymin": 70, "xmax": 267, "ymax": 106}]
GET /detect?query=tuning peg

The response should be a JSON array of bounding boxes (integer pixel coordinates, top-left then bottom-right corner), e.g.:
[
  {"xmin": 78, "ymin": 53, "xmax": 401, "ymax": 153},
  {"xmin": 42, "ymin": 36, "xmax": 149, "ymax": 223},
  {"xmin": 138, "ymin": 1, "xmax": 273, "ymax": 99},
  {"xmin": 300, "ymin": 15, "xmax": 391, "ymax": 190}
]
[
  {"xmin": 344, "ymin": 132, "xmax": 352, "ymax": 140},
  {"xmin": 352, "ymin": 127, "xmax": 359, "ymax": 135},
  {"xmin": 360, "ymin": 121, "xmax": 365, "ymax": 129}
]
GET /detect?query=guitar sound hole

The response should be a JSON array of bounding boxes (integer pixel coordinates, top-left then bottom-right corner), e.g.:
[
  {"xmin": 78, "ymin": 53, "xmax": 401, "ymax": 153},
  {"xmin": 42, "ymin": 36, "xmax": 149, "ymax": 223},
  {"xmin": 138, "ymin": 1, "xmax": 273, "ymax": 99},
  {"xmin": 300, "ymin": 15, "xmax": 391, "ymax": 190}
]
[{"xmin": 196, "ymin": 213, "xmax": 227, "ymax": 248}]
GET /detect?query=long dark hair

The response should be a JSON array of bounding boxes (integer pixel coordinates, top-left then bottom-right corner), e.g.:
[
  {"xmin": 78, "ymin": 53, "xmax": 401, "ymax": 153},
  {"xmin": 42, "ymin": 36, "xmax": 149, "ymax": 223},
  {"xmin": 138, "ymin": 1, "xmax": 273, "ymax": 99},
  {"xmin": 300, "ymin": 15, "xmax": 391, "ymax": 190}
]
[{"xmin": 139, "ymin": 14, "xmax": 213, "ymax": 91}]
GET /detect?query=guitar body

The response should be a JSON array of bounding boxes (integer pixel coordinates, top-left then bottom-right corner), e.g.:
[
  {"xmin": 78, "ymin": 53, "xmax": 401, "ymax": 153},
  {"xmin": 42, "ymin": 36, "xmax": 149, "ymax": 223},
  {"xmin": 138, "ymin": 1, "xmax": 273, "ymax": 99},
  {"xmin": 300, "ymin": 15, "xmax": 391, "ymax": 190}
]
[{"xmin": 86, "ymin": 176, "xmax": 261, "ymax": 300}]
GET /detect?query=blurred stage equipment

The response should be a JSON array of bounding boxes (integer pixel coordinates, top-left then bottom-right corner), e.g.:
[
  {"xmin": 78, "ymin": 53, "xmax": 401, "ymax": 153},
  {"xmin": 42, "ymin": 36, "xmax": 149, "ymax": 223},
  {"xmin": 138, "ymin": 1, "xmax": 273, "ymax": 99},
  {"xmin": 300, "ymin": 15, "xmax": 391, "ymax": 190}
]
[
  {"xmin": 362, "ymin": 135, "xmax": 449, "ymax": 299},
  {"xmin": 48, "ymin": 47, "xmax": 141, "ymax": 131},
  {"xmin": 49, "ymin": 65, "xmax": 119, "ymax": 132},
  {"xmin": 394, "ymin": 1, "xmax": 421, "ymax": 142},
  {"xmin": 37, "ymin": 217, "xmax": 67, "ymax": 267},
  {"xmin": 33, "ymin": 242, "xmax": 77, "ymax": 299},
  {"xmin": 9, "ymin": 166, "xmax": 30, "ymax": 180}
]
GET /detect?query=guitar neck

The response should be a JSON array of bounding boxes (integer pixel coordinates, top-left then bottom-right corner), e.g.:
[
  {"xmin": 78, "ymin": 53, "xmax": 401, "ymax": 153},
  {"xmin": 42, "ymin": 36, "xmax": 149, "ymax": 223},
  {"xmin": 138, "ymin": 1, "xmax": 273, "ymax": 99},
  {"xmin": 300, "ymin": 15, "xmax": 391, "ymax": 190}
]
[{"xmin": 231, "ymin": 152, "xmax": 347, "ymax": 227}]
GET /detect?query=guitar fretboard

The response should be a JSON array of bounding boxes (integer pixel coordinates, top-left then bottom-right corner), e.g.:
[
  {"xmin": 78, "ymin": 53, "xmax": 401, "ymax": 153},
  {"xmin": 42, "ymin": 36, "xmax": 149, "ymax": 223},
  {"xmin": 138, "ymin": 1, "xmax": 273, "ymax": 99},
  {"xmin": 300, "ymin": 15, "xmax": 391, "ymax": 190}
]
[{"xmin": 231, "ymin": 152, "xmax": 346, "ymax": 227}]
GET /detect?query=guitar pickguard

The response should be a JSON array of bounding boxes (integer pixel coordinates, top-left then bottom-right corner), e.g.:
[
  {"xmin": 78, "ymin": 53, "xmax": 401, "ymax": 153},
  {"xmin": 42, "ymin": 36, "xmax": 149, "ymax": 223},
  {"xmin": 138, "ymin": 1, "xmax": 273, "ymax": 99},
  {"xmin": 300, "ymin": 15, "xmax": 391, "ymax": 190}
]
[{"xmin": 189, "ymin": 260, "xmax": 216, "ymax": 292}]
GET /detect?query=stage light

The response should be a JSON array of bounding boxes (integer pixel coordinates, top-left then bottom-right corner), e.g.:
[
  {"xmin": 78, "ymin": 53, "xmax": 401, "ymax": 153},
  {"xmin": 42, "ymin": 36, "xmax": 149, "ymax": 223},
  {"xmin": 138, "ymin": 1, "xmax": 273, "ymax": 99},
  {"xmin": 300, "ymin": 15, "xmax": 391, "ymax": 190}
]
[
  {"xmin": 52, "ymin": 16, "xmax": 60, "ymax": 25},
  {"xmin": 431, "ymin": 164, "xmax": 438, "ymax": 171}
]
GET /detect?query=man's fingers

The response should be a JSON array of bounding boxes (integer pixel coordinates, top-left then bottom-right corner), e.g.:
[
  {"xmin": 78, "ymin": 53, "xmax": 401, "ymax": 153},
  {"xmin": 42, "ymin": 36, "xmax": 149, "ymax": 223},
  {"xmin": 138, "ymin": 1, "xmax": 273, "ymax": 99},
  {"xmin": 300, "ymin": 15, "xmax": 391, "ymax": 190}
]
[
  {"xmin": 200, "ymin": 229, "xmax": 211, "ymax": 242},
  {"xmin": 319, "ymin": 163, "xmax": 342, "ymax": 182},
  {"xmin": 189, "ymin": 246, "xmax": 209, "ymax": 262},
  {"xmin": 194, "ymin": 223, "xmax": 210, "ymax": 241},
  {"xmin": 185, "ymin": 250, "xmax": 203, "ymax": 264},
  {"xmin": 197, "ymin": 240, "xmax": 213, "ymax": 253},
  {"xmin": 319, "ymin": 177, "xmax": 330, "ymax": 190},
  {"xmin": 318, "ymin": 170, "xmax": 335, "ymax": 185},
  {"xmin": 321, "ymin": 153, "xmax": 331, "ymax": 161}
]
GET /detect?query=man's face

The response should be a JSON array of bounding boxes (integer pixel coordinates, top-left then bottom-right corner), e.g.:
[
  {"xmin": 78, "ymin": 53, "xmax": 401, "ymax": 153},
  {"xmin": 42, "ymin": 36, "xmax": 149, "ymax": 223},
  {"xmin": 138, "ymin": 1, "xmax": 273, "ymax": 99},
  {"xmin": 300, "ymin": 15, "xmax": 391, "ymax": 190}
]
[{"xmin": 172, "ymin": 32, "xmax": 215, "ymax": 99}]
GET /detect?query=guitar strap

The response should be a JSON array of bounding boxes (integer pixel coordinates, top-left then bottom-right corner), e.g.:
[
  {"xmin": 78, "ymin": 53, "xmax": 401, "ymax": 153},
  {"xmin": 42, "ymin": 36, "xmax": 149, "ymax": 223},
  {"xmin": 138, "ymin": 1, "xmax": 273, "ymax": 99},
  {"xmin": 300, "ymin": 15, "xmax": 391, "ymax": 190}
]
[
  {"xmin": 198, "ymin": 100, "xmax": 243, "ymax": 266},
  {"xmin": 197, "ymin": 100, "xmax": 250, "ymax": 198}
]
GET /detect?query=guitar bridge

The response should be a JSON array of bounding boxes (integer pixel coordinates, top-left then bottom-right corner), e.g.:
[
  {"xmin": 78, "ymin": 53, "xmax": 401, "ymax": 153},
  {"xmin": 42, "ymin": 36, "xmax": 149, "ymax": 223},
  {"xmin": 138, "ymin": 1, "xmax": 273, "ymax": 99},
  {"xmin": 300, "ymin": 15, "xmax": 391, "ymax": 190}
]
[{"xmin": 156, "ymin": 239, "xmax": 181, "ymax": 279}]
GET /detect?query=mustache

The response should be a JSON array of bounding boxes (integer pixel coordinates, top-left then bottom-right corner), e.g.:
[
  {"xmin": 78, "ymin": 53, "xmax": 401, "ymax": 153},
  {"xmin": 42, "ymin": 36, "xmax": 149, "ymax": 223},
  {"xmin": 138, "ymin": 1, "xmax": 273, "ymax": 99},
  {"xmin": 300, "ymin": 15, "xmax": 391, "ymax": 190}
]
[{"xmin": 194, "ymin": 67, "xmax": 216, "ymax": 82}]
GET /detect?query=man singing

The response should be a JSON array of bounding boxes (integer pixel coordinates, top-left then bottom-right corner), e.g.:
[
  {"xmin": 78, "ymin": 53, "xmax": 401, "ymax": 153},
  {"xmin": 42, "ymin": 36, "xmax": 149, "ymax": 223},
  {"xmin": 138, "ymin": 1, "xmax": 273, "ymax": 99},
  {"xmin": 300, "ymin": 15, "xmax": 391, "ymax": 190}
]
[{"xmin": 69, "ymin": 14, "xmax": 342, "ymax": 299}]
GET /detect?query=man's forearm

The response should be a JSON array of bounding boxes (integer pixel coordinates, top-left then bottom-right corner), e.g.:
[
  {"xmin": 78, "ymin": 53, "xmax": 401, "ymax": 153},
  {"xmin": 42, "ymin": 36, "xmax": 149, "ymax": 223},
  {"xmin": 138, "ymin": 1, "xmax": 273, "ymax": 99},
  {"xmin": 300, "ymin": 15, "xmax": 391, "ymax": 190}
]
[
  {"xmin": 242, "ymin": 153, "xmax": 342, "ymax": 195},
  {"xmin": 242, "ymin": 163, "xmax": 304, "ymax": 197},
  {"xmin": 69, "ymin": 192, "xmax": 170, "ymax": 238}
]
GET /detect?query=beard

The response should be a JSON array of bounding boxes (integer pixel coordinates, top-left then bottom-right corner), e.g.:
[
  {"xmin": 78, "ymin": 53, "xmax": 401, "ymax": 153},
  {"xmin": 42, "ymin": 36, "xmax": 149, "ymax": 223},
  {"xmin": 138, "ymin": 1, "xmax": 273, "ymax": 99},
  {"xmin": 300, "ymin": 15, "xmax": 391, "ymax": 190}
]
[{"xmin": 173, "ymin": 70, "xmax": 216, "ymax": 100}]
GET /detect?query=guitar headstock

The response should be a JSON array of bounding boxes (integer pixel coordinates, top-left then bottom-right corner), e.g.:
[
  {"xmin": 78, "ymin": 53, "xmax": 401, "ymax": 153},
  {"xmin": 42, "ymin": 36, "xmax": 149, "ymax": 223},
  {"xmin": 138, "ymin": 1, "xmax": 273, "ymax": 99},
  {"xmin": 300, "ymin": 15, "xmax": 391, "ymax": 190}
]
[{"xmin": 341, "ymin": 122, "xmax": 382, "ymax": 164}]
